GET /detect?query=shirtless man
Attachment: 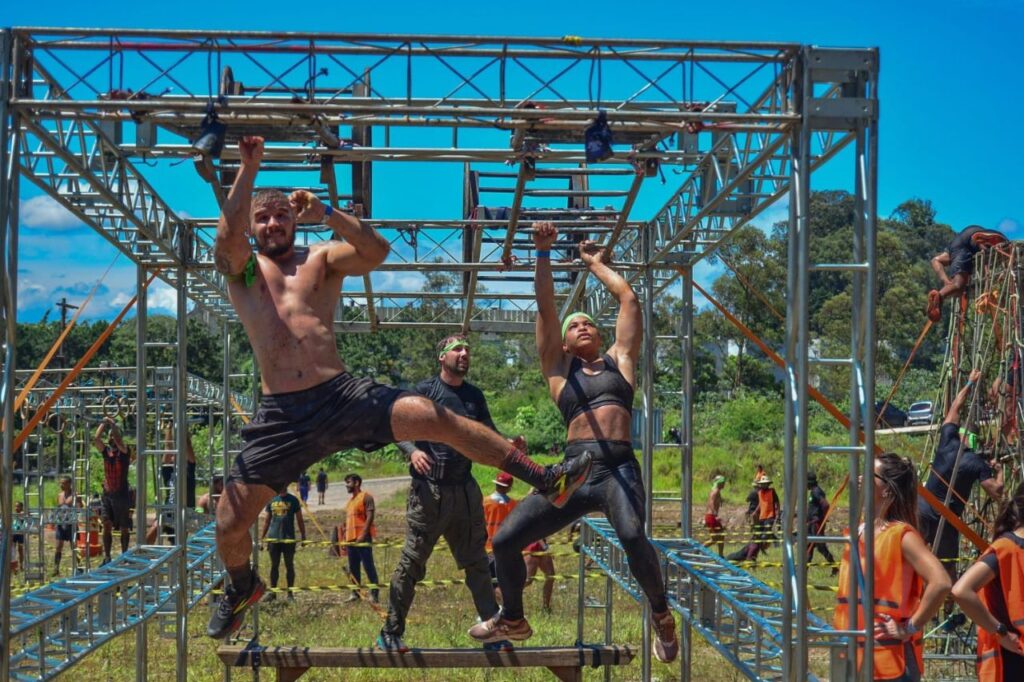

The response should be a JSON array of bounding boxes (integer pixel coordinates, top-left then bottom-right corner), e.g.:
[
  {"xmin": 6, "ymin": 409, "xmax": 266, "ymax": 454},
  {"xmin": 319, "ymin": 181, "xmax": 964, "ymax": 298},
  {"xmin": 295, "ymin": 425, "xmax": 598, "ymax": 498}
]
[
  {"xmin": 206, "ymin": 137, "xmax": 590, "ymax": 639},
  {"xmin": 704, "ymin": 476, "xmax": 726, "ymax": 556},
  {"xmin": 473, "ymin": 222, "xmax": 678, "ymax": 663}
]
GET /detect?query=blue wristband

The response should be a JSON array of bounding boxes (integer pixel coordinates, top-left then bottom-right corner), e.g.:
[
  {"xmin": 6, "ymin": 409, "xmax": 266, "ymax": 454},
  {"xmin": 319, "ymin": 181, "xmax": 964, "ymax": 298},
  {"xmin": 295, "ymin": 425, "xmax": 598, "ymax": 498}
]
[
  {"xmin": 536, "ymin": 250, "xmax": 551, "ymax": 260},
  {"xmin": 323, "ymin": 204, "xmax": 334, "ymax": 218}
]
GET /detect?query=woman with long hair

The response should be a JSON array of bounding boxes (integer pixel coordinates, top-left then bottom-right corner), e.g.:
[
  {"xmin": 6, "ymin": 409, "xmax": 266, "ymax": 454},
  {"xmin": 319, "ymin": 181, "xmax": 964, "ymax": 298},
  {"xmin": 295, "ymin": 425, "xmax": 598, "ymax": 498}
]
[
  {"xmin": 951, "ymin": 483, "xmax": 1024, "ymax": 681},
  {"xmin": 834, "ymin": 453, "xmax": 951, "ymax": 681}
]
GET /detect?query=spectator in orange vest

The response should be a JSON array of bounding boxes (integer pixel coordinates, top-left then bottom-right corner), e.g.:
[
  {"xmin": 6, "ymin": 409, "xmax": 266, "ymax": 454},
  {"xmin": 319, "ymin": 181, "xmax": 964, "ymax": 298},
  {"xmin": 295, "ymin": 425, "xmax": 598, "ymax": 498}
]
[
  {"xmin": 747, "ymin": 475, "xmax": 779, "ymax": 550},
  {"xmin": 834, "ymin": 453, "xmax": 950, "ymax": 681},
  {"xmin": 952, "ymin": 483, "xmax": 1024, "ymax": 681},
  {"xmin": 343, "ymin": 474, "xmax": 378, "ymax": 605},
  {"xmin": 483, "ymin": 473, "xmax": 518, "ymax": 603},
  {"xmin": 484, "ymin": 472, "xmax": 517, "ymax": 552}
]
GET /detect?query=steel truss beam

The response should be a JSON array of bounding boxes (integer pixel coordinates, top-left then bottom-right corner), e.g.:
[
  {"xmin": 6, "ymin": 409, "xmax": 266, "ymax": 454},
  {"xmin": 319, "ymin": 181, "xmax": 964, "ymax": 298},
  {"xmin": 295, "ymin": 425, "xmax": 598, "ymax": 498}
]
[
  {"xmin": 9, "ymin": 29, "xmax": 810, "ymax": 327},
  {"xmin": 7, "ymin": 523, "xmax": 222, "ymax": 681}
]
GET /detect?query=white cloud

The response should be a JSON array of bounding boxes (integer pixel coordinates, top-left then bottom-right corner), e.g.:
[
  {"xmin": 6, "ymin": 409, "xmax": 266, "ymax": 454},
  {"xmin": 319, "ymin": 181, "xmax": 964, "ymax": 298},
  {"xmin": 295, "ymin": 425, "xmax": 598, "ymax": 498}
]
[
  {"xmin": 20, "ymin": 195, "xmax": 85, "ymax": 230},
  {"xmin": 997, "ymin": 217, "xmax": 1020, "ymax": 237},
  {"xmin": 147, "ymin": 283, "xmax": 178, "ymax": 312},
  {"xmin": 110, "ymin": 292, "xmax": 132, "ymax": 308}
]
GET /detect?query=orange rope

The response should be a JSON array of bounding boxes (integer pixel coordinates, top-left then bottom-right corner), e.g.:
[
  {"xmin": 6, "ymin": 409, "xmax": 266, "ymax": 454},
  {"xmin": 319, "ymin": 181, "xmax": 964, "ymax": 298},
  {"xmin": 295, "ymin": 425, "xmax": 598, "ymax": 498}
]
[
  {"xmin": 876, "ymin": 319, "xmax": 934, "ymax": 424},
  {"xmin": 229, "ymin": 395, "xmax": 251, "ymax": 425},
  {"xmin": 13, "ymin": 269, "xmax": 161, "ymax": 453},
  {"xmin": 690, "ymin": 274, "xmax": 989, "ymax": 552},
  {"xmin": 13, "ymin": 254, "xmax": 121, "ymax": 414}
]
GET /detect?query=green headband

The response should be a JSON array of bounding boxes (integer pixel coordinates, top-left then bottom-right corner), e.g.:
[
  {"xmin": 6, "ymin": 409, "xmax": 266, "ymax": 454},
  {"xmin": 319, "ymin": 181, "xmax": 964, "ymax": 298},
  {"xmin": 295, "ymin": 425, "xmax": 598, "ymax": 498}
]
[
  {"xmin": 713, "ymin": 475, "xmax": 726, "ymax": 487},
  {"xmin": 440, "ymin": 339, "xmax": 470, "ymax": 356},
  {"xmin": 561, "ymin": 312, "xmax": 596, "ymax": 340}
]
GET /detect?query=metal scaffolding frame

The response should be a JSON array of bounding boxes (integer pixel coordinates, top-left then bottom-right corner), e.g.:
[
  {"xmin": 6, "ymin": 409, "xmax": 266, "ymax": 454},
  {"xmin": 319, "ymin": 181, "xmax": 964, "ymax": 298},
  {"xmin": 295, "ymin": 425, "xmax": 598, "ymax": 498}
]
[{"xmin": 0, "ymin": 28, "xmax": 882, "ymax": 681}]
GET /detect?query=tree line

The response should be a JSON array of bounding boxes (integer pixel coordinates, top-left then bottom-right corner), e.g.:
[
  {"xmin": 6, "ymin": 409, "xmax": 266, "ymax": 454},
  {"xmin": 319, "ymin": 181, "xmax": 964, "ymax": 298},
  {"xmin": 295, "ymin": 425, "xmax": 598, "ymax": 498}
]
[{"xmin": 15, "ymin": 191, "xmax": 953, "ymax": 451}]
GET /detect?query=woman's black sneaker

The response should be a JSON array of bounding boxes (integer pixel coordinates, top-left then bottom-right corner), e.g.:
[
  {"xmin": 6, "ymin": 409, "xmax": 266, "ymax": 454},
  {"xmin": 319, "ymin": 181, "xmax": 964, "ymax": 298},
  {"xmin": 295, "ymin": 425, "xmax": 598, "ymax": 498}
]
[{"xmin": 543, "ymin": 451, "xmax": 593, "ymax": 508}]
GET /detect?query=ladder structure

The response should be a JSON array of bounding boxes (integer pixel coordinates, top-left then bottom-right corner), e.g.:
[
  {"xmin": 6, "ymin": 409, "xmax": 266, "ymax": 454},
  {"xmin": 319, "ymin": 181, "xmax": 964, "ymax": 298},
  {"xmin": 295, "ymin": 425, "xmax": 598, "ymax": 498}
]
[{"xmin": 0, "ymin": 29, "xmax": 885, "ymax": 680}]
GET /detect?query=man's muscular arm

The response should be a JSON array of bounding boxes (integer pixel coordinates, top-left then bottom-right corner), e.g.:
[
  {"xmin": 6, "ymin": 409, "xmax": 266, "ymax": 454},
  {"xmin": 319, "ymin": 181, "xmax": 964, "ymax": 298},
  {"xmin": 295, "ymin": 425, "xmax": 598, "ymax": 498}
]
[
  {"xmin": 290, "ymin": 192, "xmax": 390, "ymax": 276},
  {"xmin": 214, "ymin": 136, "xmax": 263, "ymax": 276}
]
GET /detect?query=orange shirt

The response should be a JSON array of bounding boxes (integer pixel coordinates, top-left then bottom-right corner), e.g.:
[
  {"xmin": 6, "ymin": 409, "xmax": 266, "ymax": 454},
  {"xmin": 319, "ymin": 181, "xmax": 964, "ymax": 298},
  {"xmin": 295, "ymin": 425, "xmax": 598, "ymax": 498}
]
[{"xmin": 483, "ymin": 492, "xmax": 517, "ymax": 552}]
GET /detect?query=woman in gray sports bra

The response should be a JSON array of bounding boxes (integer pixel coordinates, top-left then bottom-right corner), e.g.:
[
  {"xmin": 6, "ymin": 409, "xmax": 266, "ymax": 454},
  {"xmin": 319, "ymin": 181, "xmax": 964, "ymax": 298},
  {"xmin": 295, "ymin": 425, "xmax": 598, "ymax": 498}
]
[{"xmin": 469, "ymin": 222, "xmax": 679, "ymax": 662}]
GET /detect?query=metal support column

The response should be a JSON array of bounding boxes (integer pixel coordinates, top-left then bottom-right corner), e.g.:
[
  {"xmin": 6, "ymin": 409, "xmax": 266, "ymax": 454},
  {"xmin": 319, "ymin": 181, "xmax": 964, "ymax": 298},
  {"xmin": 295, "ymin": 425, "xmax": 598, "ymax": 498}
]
[
  {"xmin": 221, "ymin": 321, "xmax": 231, "ymax": 682},
  {"xmin": 135, "ymin": 262, "xmax": 149, "ymax": 680},
  {"xmin": 640, "ymin": 222, "xmax": 656, "ymax": 681},
  {"xmin": 781, "ymin": 47, "xmax": 812, "ymax": 682},
  {"xmin": 678, "ymin": 269, "xmax": 694, "ymax": 681},
  {"xmin": 0, "ymin": 27, "xmax": 19, "ymax": 682},
  {"xmin": 174, "ymin": 266, "xmax": 189, "ymax": 682},
  {"xmin": 849, "ymin": 50, "xmax": 880, "ymax": 682}
]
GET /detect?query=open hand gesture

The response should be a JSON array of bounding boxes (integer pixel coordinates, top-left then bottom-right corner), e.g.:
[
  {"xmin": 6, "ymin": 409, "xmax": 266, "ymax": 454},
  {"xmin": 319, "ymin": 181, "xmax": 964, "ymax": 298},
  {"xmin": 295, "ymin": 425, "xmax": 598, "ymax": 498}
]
[
  {"xmin": 532, "ymin": 221, "xmax": 557, "ymax": 250},
  {"xmin": 239, "ymin": 136, "xmax": 264, "ymax": 166}
]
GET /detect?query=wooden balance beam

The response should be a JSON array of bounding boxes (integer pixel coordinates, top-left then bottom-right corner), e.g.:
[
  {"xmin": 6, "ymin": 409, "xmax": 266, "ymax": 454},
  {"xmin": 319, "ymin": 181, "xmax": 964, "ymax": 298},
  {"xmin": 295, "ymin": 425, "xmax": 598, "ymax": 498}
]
[{"xmin": 218, "ymin": 644, "xmax": 635, "ymax": 681}]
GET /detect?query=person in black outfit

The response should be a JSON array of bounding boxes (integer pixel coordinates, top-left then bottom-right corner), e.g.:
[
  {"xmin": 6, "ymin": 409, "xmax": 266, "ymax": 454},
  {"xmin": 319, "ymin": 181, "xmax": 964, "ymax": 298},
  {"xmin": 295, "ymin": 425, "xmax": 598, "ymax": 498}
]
[
  {"xmin": 918, "ymin": 368, "xmax": 1005, "ymax": 586},
  {"xmin": 316, "ymin": 469, "xmax": 328, "ymax": 505},
  {"xmin": 927, "ymin": 225, "xmax": 1007, "ymax": 321},
  {"xmin": 378, "ymin": 334, "xmax": 503, "ymax": 651},
  {"xmin": 472, "ymin": 222, "xmax": 677, "ymax": 663},
  {"xmin": 806, "ymin": 471, "xmax": 837, "ymax": 574}
]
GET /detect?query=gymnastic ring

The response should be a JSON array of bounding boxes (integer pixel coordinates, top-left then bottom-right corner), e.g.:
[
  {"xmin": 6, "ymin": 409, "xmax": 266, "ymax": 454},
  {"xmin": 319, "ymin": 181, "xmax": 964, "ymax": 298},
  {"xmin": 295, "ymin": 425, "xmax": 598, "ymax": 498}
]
[
  {"xmin": 47, "ymin": 412, "xmax": 64, "ymax": 434},
  {"xmin": 65, "ymin": 420, "xmax": 77, "ymax": 438},
  {"xmin": 102, "ymin": 395, "xmax": 121, "ymax": 418},
  {"xmin": 19, "ymin": 401, "xmax": 29, "ymax": 420}
]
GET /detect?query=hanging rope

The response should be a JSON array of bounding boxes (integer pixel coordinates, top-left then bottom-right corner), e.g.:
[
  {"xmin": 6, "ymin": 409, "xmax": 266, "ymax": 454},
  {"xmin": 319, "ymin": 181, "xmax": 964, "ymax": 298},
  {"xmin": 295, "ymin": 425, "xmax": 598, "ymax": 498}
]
[{"xmin": 13, "ymin": 269, "xmax": 161, "ymax": 453}]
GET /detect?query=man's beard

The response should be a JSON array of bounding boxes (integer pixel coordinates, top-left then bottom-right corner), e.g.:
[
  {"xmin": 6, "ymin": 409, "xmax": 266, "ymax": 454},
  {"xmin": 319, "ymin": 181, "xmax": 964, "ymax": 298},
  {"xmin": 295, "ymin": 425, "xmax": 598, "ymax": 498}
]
[
  {"xmin": 444, "ymin": 357, "xmax": 469, "ymax": 377},
  {"xmin": 256, "ymin": 231, "xmax": 296, "ymax": 258}
]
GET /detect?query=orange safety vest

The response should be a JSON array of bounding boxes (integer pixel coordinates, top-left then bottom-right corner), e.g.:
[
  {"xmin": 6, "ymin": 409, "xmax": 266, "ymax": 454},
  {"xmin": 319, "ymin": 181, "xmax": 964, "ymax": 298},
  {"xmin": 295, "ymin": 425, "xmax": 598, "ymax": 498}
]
[
  {"xmin": 834, "ymin": 522, "xmax": 925, "ymax": 680},
  {"xmin": 483, "ymin": 494, "xmax": 517, "ymax": 552},
  {"xmin": 976, "ymin": 533, "xmax": 1024, "ymax": 681},
  {"xmin": 758, "ymin": 489, "xmax": 778, "ymax": 521},
  {"xmin": 344, "ymin": 491, "xmax": 377, "ymax": 542}
]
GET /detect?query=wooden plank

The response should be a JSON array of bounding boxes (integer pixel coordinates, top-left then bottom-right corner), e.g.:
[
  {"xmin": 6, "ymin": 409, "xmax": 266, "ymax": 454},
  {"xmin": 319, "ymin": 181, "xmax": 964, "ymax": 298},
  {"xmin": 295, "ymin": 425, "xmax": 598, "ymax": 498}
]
[
  {"xmin": 217, "ymin": 645, "xmax": 634, "ymax": 670},
  {"xmin": 277, "ymin": 668, "xmax": 308, "ymax": 682}
]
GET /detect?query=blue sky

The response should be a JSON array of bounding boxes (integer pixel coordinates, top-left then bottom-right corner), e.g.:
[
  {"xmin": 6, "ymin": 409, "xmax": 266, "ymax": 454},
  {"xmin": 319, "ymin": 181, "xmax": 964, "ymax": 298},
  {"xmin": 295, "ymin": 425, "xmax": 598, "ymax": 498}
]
[{"xmin": 7, "ymin": 0, "xmax": 1022, "ymax": 321}]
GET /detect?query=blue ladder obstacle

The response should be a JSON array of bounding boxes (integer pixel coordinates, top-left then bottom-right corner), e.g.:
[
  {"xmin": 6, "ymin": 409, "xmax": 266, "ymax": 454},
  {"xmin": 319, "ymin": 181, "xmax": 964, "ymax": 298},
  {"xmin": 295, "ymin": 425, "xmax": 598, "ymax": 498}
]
[
  {"xmin": 579, "ymin": 519, "xmax": 846, "ymax": 681},
  {"xmin": 8, "ymin": 521, "xmax": 223, "ymax": 681}
]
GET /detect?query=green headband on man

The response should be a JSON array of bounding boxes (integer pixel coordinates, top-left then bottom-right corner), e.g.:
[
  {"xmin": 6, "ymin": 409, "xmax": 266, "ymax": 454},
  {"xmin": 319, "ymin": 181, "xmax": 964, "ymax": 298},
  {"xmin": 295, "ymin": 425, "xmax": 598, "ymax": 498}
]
[
  {"xmin": 439, "ymin": 338, "xmax": 470, "ymax": 356},
  {"xmin": 561, "ymin": 312, "xmax": 596, "ymax": 340},
  {"xmin": 713, "ymin": 475, "xmax": 726, "ymax": 488}
]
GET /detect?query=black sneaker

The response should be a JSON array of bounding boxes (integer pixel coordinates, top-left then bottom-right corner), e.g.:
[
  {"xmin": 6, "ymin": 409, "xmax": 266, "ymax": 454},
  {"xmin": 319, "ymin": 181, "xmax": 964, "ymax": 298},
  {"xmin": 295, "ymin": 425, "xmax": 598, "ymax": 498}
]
[
  {"xmin": 206, "ymin": 574, "xmax": 266, "ymax": 639},
  {"xmin": 543, "ymin": 451, "xmax": 593, "ymax": 508},
  {"xmin": 376, "ymin": 632, "xmax": 409, "ymax": 652}
]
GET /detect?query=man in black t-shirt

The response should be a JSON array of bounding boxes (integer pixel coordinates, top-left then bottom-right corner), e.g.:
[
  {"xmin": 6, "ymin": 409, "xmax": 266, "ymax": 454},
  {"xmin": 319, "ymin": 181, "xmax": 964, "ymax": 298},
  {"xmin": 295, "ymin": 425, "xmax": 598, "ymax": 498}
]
[
  {"xmin": 93, "ymin": 417, "xmax": 133, "ymax": 563},
  {"xmin": 918, "ymin": 369, "xmax": 1004, "ymax": 583},
  {"xmin": 927, "ymin": 225, "xmax": 1007, "ymax": 321},
  {"xmin": 316, "ymin": 469, "xmax": 328, "ymax": 505},
  {"xmin": 806, "ymin": 472, "xmax": 836, "ymax": 572},
  {"xmin": 261, "ymin": 485, "xmax": 305, "ymax": 601},
  {"xmin": 378, "ymin": 334, "xmax": 507, "ymax": 652}
]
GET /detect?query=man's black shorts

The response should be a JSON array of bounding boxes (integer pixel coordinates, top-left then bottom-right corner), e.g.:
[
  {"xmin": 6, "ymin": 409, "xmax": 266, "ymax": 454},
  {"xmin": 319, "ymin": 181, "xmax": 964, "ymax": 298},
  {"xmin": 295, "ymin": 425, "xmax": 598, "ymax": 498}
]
[
  {"xmin": 228, "ymin": 372, "xmax": 406, "ymax": 493},
  {"xmin": 101, "ymin": 490, "xmax": 133, "ymax": 531},
  {"xmin": 56, "ymin": 524, "xmax": 75, "ymax": 542}
]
